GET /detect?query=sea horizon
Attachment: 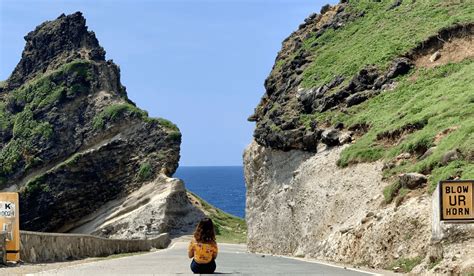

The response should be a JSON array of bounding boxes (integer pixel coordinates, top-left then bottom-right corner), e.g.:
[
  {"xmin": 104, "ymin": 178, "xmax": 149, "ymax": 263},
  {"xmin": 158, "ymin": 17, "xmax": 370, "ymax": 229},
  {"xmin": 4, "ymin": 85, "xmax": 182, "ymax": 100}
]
[{"xmin": 175, "ymin": 166, "xmax": 246, "ymax": 218}]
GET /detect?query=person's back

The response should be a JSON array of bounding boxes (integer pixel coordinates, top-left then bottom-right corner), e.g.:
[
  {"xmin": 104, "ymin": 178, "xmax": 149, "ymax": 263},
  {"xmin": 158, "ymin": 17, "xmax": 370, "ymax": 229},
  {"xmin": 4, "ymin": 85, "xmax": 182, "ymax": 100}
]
[{"xmin": 188, "ymin": 218, "xmax": 218, "ymax": 274}]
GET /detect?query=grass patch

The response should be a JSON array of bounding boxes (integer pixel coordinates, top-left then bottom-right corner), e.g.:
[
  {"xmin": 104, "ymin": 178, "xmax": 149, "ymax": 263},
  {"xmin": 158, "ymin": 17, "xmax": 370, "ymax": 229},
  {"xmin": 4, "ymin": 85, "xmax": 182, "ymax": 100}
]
[
  {"xmin": 316, "ymin": 61, "xmax": 474, "ymax": 189},
  {"xmin": 0, "ymin": 59, "xmax": 94, "ymax": 181},
  {"xmin": 295, "ymin": 1, "xmax": 474, "ymax": 195},
  {"xmin": 189, "ymin": 192, "xmax": 247, "ymax": 244},
  {"xmin": 167, "ymin": 131, "xmax": 181, "ymax": 141},
  {"xmin": 383, "ymin": 181, "xmax": 401, "ymax": 204},
  {"xmin": 8, "ymin": 59, "xmax": 92, "ymax": 113},
  {"xmin": 300, "ymin": 0, "xmax": 474, "ymax": 88},
  {"xmin": 387, "ymin": 256, "xmax": 424, "ymax": 273},
  {"xmin": 0, "ymin": 140, "xmax": 22, "ymax": 175},
  {"xmin": 270, "ymin": 123, "xmax": 281, "ymax": 132},
  {"xmin": 137, "ymin": 162, "xmax": 153, "ymax": 181},
  {"xmin": 0, "ymin": 109, "xmax": 53, "ymax": 177},
  {"xmin": 24, "ymin": 176, "xmax": 51, "ymax": 195},
  {"xmin": 92, "ymin": 103, "xmax": 147, "ymax": 129},
  {"xmin": 12, "ymin": 108, "xmax": 53, "ymax": 139},
  {"xmin": 62, "ymin": 59, "xmax": 94, "ymax": 81},
  {"xmin": 0, "ymin": 102, "xmax": 12, "ymax": 132},
  {"xmin": 156, "ymin": 118, "xmax": 179, "ymax": 131}
]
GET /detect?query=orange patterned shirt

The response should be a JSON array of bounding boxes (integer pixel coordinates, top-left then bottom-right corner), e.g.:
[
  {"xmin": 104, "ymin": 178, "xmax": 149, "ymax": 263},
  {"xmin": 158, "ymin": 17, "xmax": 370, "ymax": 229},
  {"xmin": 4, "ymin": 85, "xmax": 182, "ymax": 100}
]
[{"xmin": 188, "ymin": 239, "xmax": 218, "ymax": 264}]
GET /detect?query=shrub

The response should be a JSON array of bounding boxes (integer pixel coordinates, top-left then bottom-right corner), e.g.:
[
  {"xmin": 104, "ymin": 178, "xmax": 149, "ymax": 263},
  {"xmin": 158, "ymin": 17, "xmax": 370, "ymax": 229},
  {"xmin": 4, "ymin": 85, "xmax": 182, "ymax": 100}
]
[
  {"xmin": 156, "ymin": 118, "xmax": 179, "ymax": 131},
  {"xmin": 0, "ymin": 103, "xmax": 12, "ymax": 131},
  {"xmin": 61, "ymin": 59, "xmax": 93, "ymax": 80},
  {"xmin": 167, "ymin": 131, "xmax": 181, "ymax": 141},
  {"xmin": 93, "ymin": 103, "xmax": 147, "ymax": 129},
  {"xmin": 0, "ymin": 140, "xmax": 22, "ymax": 175},
  {"xmin": 137, "ymin": 162, "xmax": 153, "ymax": 181},
  {"xmin": 387, "ymin": 256, "xmax": 423, "ymax": 273},
  {"xmin": 383, "ymin": 181, "xmax": 401, "ymax": 204}
]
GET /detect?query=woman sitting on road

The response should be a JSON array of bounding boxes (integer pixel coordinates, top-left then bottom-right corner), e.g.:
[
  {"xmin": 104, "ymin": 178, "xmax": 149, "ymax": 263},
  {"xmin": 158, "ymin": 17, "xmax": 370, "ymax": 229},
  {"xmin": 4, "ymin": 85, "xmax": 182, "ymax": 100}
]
[{"xmin": 188, "ymin": 218, "xmax": 218, "ymax": 274}]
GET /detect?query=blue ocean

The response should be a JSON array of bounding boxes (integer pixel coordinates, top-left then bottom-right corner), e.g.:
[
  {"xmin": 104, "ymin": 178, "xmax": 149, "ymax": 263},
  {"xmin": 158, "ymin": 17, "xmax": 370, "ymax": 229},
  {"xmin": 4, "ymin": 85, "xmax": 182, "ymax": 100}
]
[{"xmin": 174, "ymin": 166, "xmax": 246, "ymax": 218}]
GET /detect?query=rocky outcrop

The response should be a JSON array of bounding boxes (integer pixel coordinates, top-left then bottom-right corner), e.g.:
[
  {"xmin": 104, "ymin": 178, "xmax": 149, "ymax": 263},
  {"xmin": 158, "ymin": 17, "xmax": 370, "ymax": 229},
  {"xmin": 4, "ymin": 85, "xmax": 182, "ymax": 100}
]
[
  {"xmin": 244, "ymin": 141, "xmax": 474, "ymax": 273},
  {"xmin": 6, "ymin": 12, "xmax": 106, "ymax": 91},
  {"xmin": 247, "ymin": 2, "xmax": 416, "ymax": 152},
  {"xmin": 68, "ymin": 175, "xmax": 205, "ymax": 239},
  {"xmin": 244, "ymin": 141, "xmax": 429, "ymax": 264},
  {"xmin": 249, "ymin": 8, "xmax": 474, "ymax": 154},
  {"xmin": 245, "ymin": 1, "xmax": 474, "ymax": 274},
  {"xmin": 0, "ymin": 12, "xmax": 195, "ymax": 236}
]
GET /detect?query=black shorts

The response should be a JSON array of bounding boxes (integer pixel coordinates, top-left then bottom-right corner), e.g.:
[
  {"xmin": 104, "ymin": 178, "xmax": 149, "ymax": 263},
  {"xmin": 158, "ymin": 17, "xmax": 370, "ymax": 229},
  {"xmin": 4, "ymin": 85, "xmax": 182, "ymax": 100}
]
[{"xmin": 190, "ymin": 259, "xmax": 216, "ymax": 274}]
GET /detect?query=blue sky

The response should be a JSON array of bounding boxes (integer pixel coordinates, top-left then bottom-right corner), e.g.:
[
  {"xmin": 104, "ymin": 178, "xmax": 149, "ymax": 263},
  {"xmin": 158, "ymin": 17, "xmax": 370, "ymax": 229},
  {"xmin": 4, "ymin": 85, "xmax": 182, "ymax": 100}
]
[{"xmin": 0, "ymin": 0, "xmax": 334, "ymax": 166}]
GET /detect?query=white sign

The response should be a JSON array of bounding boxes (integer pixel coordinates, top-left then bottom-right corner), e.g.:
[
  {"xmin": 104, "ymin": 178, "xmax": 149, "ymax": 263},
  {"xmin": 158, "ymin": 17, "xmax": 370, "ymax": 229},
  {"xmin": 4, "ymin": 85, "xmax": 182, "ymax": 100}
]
[{"xmin": 0, "ymin": 201, "xmax": 16, "ymax": 217}]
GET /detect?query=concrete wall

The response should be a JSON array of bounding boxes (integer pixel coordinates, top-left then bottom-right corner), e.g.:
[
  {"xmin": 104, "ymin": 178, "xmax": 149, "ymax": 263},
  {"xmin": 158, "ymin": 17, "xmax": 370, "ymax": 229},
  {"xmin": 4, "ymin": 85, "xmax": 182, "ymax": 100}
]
[{"xmin": 19, "ymin": 231, "xmax": 170, "ymax": 263}]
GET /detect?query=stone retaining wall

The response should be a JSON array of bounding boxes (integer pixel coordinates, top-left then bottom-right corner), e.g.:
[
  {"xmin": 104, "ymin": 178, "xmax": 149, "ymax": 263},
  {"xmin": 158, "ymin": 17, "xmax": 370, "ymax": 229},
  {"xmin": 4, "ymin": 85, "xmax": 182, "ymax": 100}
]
[{"xmin": 19, "ymin": 231, "xmax": 170, "ymax": 263}]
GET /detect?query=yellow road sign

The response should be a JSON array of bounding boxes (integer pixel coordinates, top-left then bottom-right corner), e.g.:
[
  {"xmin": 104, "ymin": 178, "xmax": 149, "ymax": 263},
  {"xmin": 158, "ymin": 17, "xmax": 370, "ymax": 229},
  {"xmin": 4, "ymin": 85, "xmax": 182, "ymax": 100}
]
[
  {"xmin": 440, "ymin": 180, "xmax": 474, "ymax": 221},
  {"xmin": 0, "ymin": 193, "xmax": 20, "ymax": 262}
]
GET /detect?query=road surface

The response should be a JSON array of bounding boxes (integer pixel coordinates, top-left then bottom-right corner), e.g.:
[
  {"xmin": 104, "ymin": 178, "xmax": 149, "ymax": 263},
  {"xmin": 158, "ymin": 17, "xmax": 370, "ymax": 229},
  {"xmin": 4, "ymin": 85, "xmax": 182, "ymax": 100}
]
[{"xmin": 32, "ymin": 241, "xmax": 378, "ymax": 275}]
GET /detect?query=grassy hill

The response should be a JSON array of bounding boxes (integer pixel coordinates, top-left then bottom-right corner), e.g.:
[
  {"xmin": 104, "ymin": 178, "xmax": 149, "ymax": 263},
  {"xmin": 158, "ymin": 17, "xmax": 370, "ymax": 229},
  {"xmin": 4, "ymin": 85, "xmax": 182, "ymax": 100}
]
[{"xmin": 254, "ymin": 0, "xmax": 473, "ymax": 203}]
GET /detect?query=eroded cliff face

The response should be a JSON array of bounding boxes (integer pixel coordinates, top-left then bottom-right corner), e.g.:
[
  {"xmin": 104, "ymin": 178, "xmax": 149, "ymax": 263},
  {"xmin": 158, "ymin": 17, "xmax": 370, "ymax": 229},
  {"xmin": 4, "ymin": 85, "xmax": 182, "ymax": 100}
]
[
  {"xmin": 0, "ymin": 12, "xmax": 201, "ymax": 237},
  {"xmin": 244, "ymin": 141, "xmax": 474, "ymax": 273},
  {"xmin": 245, "ymin": 0, "xmax": 473, "ymax": 274}
]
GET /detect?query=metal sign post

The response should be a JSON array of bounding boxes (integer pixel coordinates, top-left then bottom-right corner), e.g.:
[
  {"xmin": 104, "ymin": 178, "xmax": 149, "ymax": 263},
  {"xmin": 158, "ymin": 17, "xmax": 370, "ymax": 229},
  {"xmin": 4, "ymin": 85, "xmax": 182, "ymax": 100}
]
[{"xmin": 0, "ymin": 193, "xmax": 20, "ymax": 262}]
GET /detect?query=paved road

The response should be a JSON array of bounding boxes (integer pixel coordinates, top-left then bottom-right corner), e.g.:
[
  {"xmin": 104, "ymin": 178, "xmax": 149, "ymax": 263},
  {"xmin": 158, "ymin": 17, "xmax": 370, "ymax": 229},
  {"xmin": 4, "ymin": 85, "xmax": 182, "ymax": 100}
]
[{"xmin": 34, "ymin": 242, "xmax": 377, "ymax": 275}]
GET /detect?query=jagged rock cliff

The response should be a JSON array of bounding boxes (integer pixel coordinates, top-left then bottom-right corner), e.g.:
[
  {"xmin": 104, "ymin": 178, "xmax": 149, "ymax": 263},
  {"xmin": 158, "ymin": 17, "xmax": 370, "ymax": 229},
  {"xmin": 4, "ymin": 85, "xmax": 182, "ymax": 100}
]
[
  {"xmin": 245, "ymin": 1, "xmax": 473, "ymax": 274},
  {"xmin": 0, "ymin": 12, "xmax": 199, "ymax": 237}
]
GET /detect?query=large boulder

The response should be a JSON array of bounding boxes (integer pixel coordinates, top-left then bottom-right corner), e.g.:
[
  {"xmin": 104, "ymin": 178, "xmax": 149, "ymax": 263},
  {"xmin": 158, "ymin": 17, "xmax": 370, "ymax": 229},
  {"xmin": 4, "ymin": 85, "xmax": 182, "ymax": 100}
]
[
  {"xmin": 0, "ymin": 12, "xmax": 190, "ymax": 235},
  {"xmin": 399, "ymin": 173, "xmax": 427, "ymax": 189},
  {"xmin": 321, "ymin": 129, "xmax": 341, "ymax": 147},
  {"xmin": 441, "ymin": 149, "xmax": 463, "ymax": 165}
]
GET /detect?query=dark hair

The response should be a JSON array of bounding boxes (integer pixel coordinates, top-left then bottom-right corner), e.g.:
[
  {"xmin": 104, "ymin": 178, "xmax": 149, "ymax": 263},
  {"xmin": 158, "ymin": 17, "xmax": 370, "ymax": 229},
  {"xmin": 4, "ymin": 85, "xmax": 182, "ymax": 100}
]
[{"xmin": 194, "ymin": 218, "xmax": 216, "ymax": 243}]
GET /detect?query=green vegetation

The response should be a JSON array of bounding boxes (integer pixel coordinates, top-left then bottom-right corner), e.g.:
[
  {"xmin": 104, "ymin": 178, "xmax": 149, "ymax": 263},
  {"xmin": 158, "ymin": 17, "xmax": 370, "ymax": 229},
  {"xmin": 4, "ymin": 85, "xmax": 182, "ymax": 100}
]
[
  {"xmin": 190, "ymin": 192, "xmax": 247, "ymax": 244},
  {"xmin": 156, "ymin": 118, "xmax": 179, "ymax": 131},
  {"xmin": 270, "ymin": 123, "xmax": 282, "ymax": 132},
  {"xmin": 62, "ymin": 59, "xmax": 93, "ymax": 80},
  {"xmin": 167, "ymin": 131, "xmax": 181, "ymax": 141},
  {"xmin": 298, "ymin": 0, "xmax": 473, "ymax": 88},
  {"xmin": 137, "ymin": 162, "xmax": 153, "ymax": 181},
  {"xmin": 387, "ymin": 256, "xmax": 424, "ymax": 273},
  {"xmin": 93, "ymin": 103, "xmax": 147, "ymax": 129},
  {"xmin": 0, "ymin": 59, "xmax": 93, "ymax": 179},
  {"xmin": 395, "ymin": 188, "xmax": 410, "ymax": 205},
  {"xmin": 298, "ymin": 1, "xmax": 474, "ymax": 198},
  {"xmin": 63, "ymin": 152, "xmax": 82, "ymax": 166},
  {"xmin": 0, "ymin": 109, "xmax": 53, "ymax": 176},
  {"xmin": 12, "ymin": 108, "xmax": 53, "ymax": 139},
  {"xmin": 307, "ymin": 61, "xmax": 473, "ymax": 190},
  {"xmin": 9, "ymin": 59, "xmax": 92, "ymax": 112},
  {"xmin": 382, "ymin": 181, "xmax": 401, "ymax": 204},
  {"xmin": 0, "ymin": 57, "xmax": 179, "ymax": 182},
  {"xmin": 0, "ymin": 102, "xmax": 12, "ymax": 132},
  {"xmin": 0, "ymin": 140, "xmax": 22, "ymax": 175},
  {"xmin": 24, "ymin": 176, "xmax": 51, "ymax": 195}
]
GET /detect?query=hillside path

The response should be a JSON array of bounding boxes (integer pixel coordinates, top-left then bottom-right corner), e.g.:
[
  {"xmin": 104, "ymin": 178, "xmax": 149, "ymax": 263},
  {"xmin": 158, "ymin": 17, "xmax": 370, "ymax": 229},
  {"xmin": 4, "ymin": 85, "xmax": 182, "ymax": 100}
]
[{"xmin": 33, "ymin": 241, "xmax": 379, "ymax": 275}]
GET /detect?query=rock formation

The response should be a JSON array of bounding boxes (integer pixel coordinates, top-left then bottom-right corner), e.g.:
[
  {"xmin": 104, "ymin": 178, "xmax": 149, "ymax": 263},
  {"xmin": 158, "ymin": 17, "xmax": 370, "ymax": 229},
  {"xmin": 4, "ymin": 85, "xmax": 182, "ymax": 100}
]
[
  {"xmin": 0, "ymin": 12, "xmax": 202, "ymax": 237},
  {"xmin": 245, "ymin": 1, "xmax": 473, "ymax": 274}
]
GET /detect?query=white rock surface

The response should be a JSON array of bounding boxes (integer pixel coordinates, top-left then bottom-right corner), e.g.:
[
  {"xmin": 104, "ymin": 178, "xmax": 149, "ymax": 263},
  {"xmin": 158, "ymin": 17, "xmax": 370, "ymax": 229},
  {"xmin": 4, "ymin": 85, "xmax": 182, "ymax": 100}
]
[
  {"xmin": 69, "ymin": 174, "xmax": 205, "ymax": 239},
  {"xmin": 243, "ymin": 140, "xmax": 474, "ymax": 273}
]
